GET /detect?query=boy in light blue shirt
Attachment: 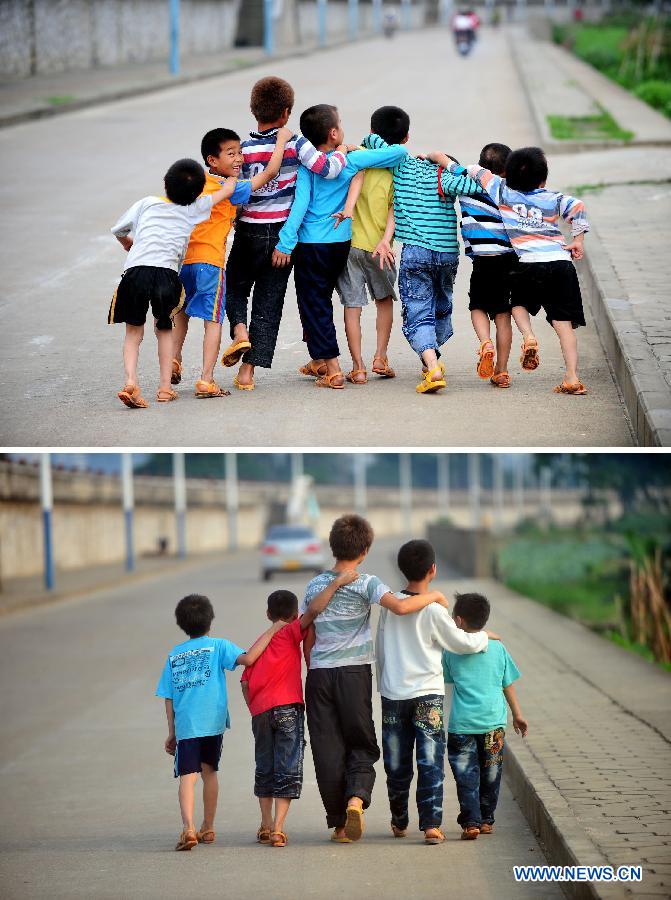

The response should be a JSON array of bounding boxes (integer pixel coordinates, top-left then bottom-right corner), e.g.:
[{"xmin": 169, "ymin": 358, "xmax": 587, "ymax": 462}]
[
  {"xmin": 272, "ymin": 104, "xmax": 408, "ymax": 389},
  {"xmin": 156, "ymin": 593, "xmax": 286, "ymax": 851},
  {"xmin": 443, "ymin": 592, "xmax": 528, "ymax": 840}
]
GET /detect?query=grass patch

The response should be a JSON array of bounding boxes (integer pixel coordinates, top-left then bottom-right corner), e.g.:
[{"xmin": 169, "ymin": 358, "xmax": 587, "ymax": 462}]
[
  {"xmin": 605, "ymin": 631, "xmax": 671, "ymax": 672},
  {"xmin": 46, "ymin": 95, "xmax": 76, "ymax": 106},
  {"xmin": 565, "ymin": 178, "xmax": 671, "ymax": 195},
  {"xmin": 547, "ymin": 109, "xmax": 634, "ymax": 142}
]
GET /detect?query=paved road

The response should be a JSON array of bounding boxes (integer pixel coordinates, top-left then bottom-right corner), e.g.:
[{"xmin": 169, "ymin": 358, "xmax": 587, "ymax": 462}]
[
  {"xmin": 0, "ymin": 540, "xmax": 560, "ymax": 900},
  {"xmin": 0, "ymin": 28, "xmax": 633, "ymax": 447}
]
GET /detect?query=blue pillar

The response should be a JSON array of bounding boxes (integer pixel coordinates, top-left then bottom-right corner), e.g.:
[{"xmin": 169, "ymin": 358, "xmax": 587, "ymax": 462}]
[
  {"xmin": 348, "ymin": 0, "xmax": 359, "ymax": 40},
  {"xmin": 318, "ymin": 0, "xmax": 327, "ymax": 47},
  {"xmin": 40, "ymin": 455, "xmax": 54, "ymax": 591},
  {"xmin": 264, "ymin": 0, "xmax": 274, "ymax": 56},
  {"xmin": 121, "ymin": 454, "xmax": 135, "ymax": 572},
  {"xmin": 372, "ymin": 0, "xmax": 382, "ymax": 34},
  {"xmin": 169, "ymin": 0, "xmax": 180, "ymax": 75},
  {"xmin": 401, "ymin": 0, "xmax": 411, "ymax": 29}
]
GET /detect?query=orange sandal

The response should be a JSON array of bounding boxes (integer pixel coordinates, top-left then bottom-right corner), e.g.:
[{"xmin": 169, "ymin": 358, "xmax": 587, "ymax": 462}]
[
  {"xmin": 461, "ymin": 826, "xmax": 480, "ymax": 841},
  {"xmin": 424, "ymin": 828, "xmax": 446, "ymax": 845},
  {"xmin": 520, "ymin": 336, "xmax": 540, "ymax": 371},
  {"xmin": 315, "ymin": 372, "xmax": 345, "ymax": 390},
  {"xmin": 175, "ymin": 829, "xmax": 198, "ymax": 851},
  {"xmin": 346, "ymin": 368, "xmax": 368, "ymax": 384},
  {"xmin": 118, "ymin": 384, "xmax": 148, "ymax": 408},
  {"xmin": 372, "ymin": 356, "xmax": 396, "ymax": 378},
  {"xmin": 490, "ymin": 371, "xmax": 511, "ymax": 388},
  {"xmin": 344, "ymin": 805, "xmax": 365, "ymax": 841},
  {"xmin": 171, "ymin": 358, "xmax": 182, "ymax": 385},
  {"xmin": 477, "ymin": 340, "xmax": 495, "ymax": 379},
  {"xmin": 256, "ymin": 826, "xmax": 271, "ymax": 844},
  {"xmin": 156, "ymin": 388, "xmax": 178, "ymax": 402},
  {"xmin": 233, "ymin": 375, "xmax": 255, "ymax": 391},
  {"xmin": 554, "ymin": 380, "xmax": 587, "ymax": 395},
  {"xmin": 221, "ymin": 339, "xmax": 251, "ymax": 367},
  {"xmin": 195, "ymin": 380, "xmax": 229, "ymax": 398},
  {"xmin": 299, "ymin": 360, "xmax": 327, "ymax": 377},
  {"xmin": 270, "ymin": 830, "xmax": 288, "ymax": 847},
  {"xmin": 196, "ymin": 828, "xmax": 216, "ymax": 844}
]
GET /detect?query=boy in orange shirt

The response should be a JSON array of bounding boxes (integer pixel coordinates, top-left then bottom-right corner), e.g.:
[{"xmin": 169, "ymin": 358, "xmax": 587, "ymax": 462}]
[{"xmin": 172, "ymin": 126, "xmax": 292, "ymax": 398}]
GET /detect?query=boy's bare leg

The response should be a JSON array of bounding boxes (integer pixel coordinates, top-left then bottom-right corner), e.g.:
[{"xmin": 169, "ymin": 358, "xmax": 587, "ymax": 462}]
[
  {"xmin": 172, "ymin": 310, "xmax": 189, "ymax": 365},
  {"xmin": 511, "ymin": 305, "xmax": 535, "ymax": 340},
  {"xmin": 471, "ymin": 309, "xmax": 492, "ymax": 345},
  {"xmin": 374, "ymin": 297, "xmax": 393, "ymax": 362},
  {"xmin": 420, "ymin": 349, "xmax": 444, "ymax": 381},
  {"xmin": 494, "ymin": 313, "xmax": 513, "ymax": 373},
  {"xmin": 178, "ymin": 773, "xmax": 198, "ymax": 832},
  {"xmin": 236, "ymin": 361, "xmax": 255, "ymax": 387},
  {"xmin": 232, "ymin": 322, "xmax": 250, "ymax": 344},
  {"xmin": 344, "ymin": 307, "xmax": 365, "ymax": 381},
  {"xmin": 202, "ymin": 321, "xmax": 222, "ymax": 383},
  {"xmin": 324, "ymin": 357, "xmax": 344, "ymax": 385},
  {"xmin": 154, "ymin": 320, "xmax": 174, "ymax": 394},
  {"xmin": 258, "ymin": 797, "xmax": 273, "ymax": 831},
  {"xmin": 200, "ymin": 763, "xmax": 219, "ymax": 832},
  {"xmin": 122, "ymin": 324, "xmax": 144, "ymax": 386},
  {"xmin": 273, "ymin": 798, "xmax": 291, "ymax": 835},
  {"xmin": 552, "ymin": 319, "xmax": 579, "ymax": 384}
]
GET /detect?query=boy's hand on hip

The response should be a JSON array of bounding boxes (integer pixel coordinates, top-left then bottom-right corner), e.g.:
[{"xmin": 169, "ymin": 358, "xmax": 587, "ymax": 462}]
[
  {"xmin": 334, "ymin": 569, "xmax": 359, "ymax": 587},
  {"xmin": 513, "ymin": 716, "xmax": 528, "ymax": 738},
  {"xmin": 165, "ymin": 735, "xmax": 176, "ymax": 756},
  {"xmin": 118, "ymin": 236, "xmax": 133, "ymax": 252},
  {"xmin": 272, "ymin": 249, "xmax": 291, "ymax": 268},
  {"xmin": 372, "ymin": 239, "xmax": 395, "ymax": 270},
  {"xmin": 563, "ymin": 238, "xmax": 584, "ymax": 259}
]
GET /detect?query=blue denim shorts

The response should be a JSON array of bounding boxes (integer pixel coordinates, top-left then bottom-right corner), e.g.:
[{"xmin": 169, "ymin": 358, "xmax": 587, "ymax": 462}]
[{"xmin": 252, "ymin": 703, "xmax": 305, "ymax": 799}]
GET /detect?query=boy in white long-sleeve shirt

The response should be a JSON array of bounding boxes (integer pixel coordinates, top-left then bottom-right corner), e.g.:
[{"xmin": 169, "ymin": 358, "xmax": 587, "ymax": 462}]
[{"xmin": 376, "ymin": 539, "xmax": 498, "ymax": 845}]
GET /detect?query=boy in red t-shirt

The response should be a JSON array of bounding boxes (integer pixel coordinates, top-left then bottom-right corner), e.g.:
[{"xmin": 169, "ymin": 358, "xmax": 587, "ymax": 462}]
[{"xmin": 241, "ymin": 574, "xmax": 356, "ymax": 847}]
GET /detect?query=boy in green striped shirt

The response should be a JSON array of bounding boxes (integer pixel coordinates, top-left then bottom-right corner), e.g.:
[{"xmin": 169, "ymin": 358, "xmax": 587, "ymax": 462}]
[{"xmin": 364, "ymin": 127, "xmax": 481, "ymax": 394}]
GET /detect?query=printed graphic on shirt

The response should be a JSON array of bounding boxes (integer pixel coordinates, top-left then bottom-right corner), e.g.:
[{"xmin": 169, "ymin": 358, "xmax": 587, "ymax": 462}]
[{"xmin": 170, "ymin": 646, "xmax": 214, "ymax": 692}]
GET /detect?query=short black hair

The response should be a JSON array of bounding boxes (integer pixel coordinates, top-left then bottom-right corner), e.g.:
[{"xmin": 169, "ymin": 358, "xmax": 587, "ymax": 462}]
[
  {"xmin": 505, "ymin": 146, "xmax": 548, "ymax": 192},
  {"xmin": 370, "ymin": 105, "xmax": 410, "ymax": 145},
  {"xmin": 453, "ymin": 592, "xmax": 490, "ymax": 630},
  {"xmin": 175, "ymin": 593, "xmax": 214, "ymax": 638},
  {"xmin": 329, "ymin": 514, "xmax": 373, "ymax": 561},
  {"xmin": 397, "ymin": 539, "xmax": 435, "ymax": 582},
  {"xmin": 479, "ymin": 142, "xmax": 511, "ymax": 176},
  {"xmin": 200, "ymin": 128, "xmax": 241, "ymax": 165},
  {"xmin": 267, "ymin": 589, "xmax": 298, "ymax": 622},
  {"xmin": 164, "ymin": 159, "xmax": 206, "ymax": 206},
  {"xmin": 300, "ymin": 104, "xmax": 339, "ymax": 147},
  {"xmin": 250, "ymin": 76, "xmax": 294, "ymax": 121}
]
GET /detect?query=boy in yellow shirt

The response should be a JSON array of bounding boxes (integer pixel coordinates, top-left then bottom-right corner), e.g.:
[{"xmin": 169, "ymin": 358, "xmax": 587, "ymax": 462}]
[
  {"xmin": 334, "ymin": 106, "xmax": 409, "ymax": 384},
  {"xmin": 172, "ymin": 126, "xmax": 292, "ymax": 398}
]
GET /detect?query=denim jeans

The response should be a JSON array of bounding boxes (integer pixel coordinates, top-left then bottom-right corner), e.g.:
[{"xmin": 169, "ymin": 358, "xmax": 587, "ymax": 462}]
[
  {"xmin": 447, "ymin": 728, "xmax": 505, "ymax": 827},
  {"xmin": 398, "ymin": 243, "xmax": 458, "ymax": 359},
  {"xmin": 381, "ymin": 694, "xmax": 446, "ymax": 832},
  {"xmin": 251, "ymin": 703, "xmax": 305, "ymax": 799},
  {"xmin": 225, "ymin": 221, "xmax": 292, "ymax": 368}
]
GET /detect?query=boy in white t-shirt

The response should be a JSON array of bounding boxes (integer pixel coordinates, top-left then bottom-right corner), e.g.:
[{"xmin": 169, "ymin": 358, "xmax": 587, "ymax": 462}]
[
  {"xmin": 376, "ymin": 539, "xmax": 498, "ymax": 844},
  {"xmin": 109, "ymin": 158, "xmax": 237, "ymax": 408}
]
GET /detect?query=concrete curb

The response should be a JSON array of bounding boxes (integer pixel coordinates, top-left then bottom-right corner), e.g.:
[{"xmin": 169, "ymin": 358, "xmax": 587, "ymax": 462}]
[{"xmin": 504, "ymin": 740, "xmax": 628, "ymax": 900}]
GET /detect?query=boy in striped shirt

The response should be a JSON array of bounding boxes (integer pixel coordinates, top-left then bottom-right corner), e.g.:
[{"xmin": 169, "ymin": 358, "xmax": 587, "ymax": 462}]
[
  {"xmin": 221, "ymin": 77, "xmax": 349, "ymax": 391},
  {"xmin": 364, "ymin": 131, "xmax": 482, "ymax": 394},
  {"xmin": 449, "ymin": 146, "xmax": 590, "ymax": 395}
]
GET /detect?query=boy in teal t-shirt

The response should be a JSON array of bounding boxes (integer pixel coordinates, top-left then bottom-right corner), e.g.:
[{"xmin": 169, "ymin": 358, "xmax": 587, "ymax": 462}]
[{"xmin": 442, "ymin": 592, "xmax": 528, "ymax": 840}]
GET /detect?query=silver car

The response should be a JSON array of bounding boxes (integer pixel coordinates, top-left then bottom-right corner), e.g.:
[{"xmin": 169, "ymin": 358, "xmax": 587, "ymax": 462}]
[{"xmin": 260, "ymin": 525, "xmax": 325, "ymax": 581}]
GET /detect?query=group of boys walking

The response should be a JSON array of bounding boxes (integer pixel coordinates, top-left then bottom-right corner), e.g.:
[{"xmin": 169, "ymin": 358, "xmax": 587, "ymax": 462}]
[
  {"xmin": 110, "ymin": 74, "xmax": 590, "ymax": 409},
  {"xmin": 156, "ymin": 515, "xmax": 528, "ymax": 850}
]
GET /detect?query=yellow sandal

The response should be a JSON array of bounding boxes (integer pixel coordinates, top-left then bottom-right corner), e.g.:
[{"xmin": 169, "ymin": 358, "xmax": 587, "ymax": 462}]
[
  {"xmin": 416, "ymin": 366, "xmax": 446, "ymax": 394},
  {"xmin": 233, "ymin": 375, "xmax": 255, "ymax": 391},
  {"xmin": 221, "ymin": 339, "xmax": 251, "ymax": 367}
]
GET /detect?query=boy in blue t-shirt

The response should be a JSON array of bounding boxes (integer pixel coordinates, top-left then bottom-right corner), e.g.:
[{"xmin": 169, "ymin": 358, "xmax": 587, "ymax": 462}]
[
  {"xmin": 443, "ymin": 592, "xmax": 528, "ymax": 840},
  {"xmin": 156, "ymin": 593, "xmax": 286, "ymax": 851}
]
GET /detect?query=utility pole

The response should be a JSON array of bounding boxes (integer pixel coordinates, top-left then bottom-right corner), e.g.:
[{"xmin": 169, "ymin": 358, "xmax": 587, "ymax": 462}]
[
  {"xmin": 399, "ymin": 453, "xmax": 412, "ymax": 537},
  {"xmin": 493, "ymin": 454, "xmax": 504, "ymax": 533},
  {"xmin": 514, "ymin": 454, "xmax": 525, "ymax": 523},
  {"xmin": 263, "ymin": 0, "xmax": 274, "ymax": 55},
  {"xmin": 437, "ymin": 454, "xmax": 450, "ymax": 519},
  {"xmin": 372, "ymin": 0, "xmax": 382, "ymax": 33},
  {"xmin": 348, "ymin": 0, "xmax": 359, "ymax": 40},
  {"xmin": 468, "ymin": 454, "xmax": 481, "ymax": 530},
  {"xmin": 354, "ymin": 454, "xmax": 367, "ymax": 516},
  {"xmin": 169, "ymin": 0, "xmax": 180, "ymax": 75},
  {"xmin": 121, "ymin": 454, "xmax": 135, "ymax": 572},
  {"xmin": 225, "ymin": 453, "xmax": 239, "ymax": 551},
  {"xmin": 40, "ymin": 454, "xmax": 54, "ymax": 591},
  {"xmin": 173, "ymin": 453, "xmax": 187, "ymax": 558},
  {"xmin": 317, "ymin": 0, "xmax": 327, "ymax": 46}
]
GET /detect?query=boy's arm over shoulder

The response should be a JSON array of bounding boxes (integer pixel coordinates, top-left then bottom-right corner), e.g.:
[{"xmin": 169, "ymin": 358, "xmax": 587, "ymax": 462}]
[
  {"xmin": 299, "ymin": 569, "xmax": 359, "ymax": 628},
  {"xmin": 431, "ymin": 605, "xmax": 489, "ymax": 654},
  {"xmin": 111, "ymin": 198, "xmax": 145, "ymax": 237},
  {"xmin": 450, "ymin": 162, "xmax": 501, "ymax": 202},
  {"xmin": 557, "ymin": 191, "xmax": 590, "ymax": 235},
  {"xmin": 235, "ymin": 622, "xmax": 287, "ymax": 668},
  {"xmin": 439, "ymin": 160, "xmax": 488, "ymax": 199},
  {"xmin": 347, "ymin": 143, "xmax": 408, "ymax": 173},
  {"xmin": 379, "ymin": 587, "xmax": 449, "ymax": 616},
  {"xmin": 275, "ymin": 165, "xmax": 312, "ymax": 257},
  {"xmin": 295, "ymin": 133, "xmax": 347, "ymax": 179}
]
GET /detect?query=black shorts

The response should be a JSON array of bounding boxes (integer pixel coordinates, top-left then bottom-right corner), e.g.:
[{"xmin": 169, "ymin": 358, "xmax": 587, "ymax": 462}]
[
  {"xmin": 509, "ymin": 260, "xmax": 586, "ymax": 328},
  {"xmin": 108, "ymin": 265, "xmax": 185, "ymax": 331},
  {"xmin": 468, "ymin": 253, "xmax": 518, "ymax": 319},
  {"xmin": 174, "ymin": 733, "xmax": 223, "ymax": 778}
]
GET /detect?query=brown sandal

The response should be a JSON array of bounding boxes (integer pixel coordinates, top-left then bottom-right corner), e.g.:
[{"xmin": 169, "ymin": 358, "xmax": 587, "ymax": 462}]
[
  {"xmin": 196, "ymin": 828, "xmax": 216, "ymax": 844},
  {"xmin": 461, "ymin": 826, "xmax": 480, "ymax": 841},
  {"xmin": 270, "ymin": 830, "xmax": 288, "ymax": 847},
  {"xmin": 424, "ymin": 828, "xmax": 446, "ymax": 845},
  {"xmin": 156, "ymin": 388, "xmax": 178, "ymax": 402},
  {"xmin": 315, "ymin": 372, "xmax": 345, "ymax": 390},
  {"xmin": 195, "ymin": 380, "xmax": 229, "ymax": 398},
  {"xmin": 118, "ymin": 384, "xmax": 148, "ymax": 409},
  {"xmin": 346, "ymin": 368, "xmax": 368, "ymax": 384},
  {"xmin": 490, "ymin": 371, "xmax": 511, "ymax": 388},
  {"xmin": 520, "ymin": 336, "xmax": 540, "ymax": 371},
  {"xmin": 477, "ymin": 340, "xmax": 495, "ymax": 379},
  {"xmin": 171, "ymin": 358, "xmax": 182, "ymax": 385},
  {"xmin": 299, "ymin": 360, "xmax": 327, "ymax": 378},
  {"xmin": 554, "ymin": 380, "xmax": 587, "ymax": 395},
  {"xmin": 175, "ymin": 829, "xmax": 198, "ymax": 851},
  {"xmin": 372, "ymin": 356, "xmax": 396, "ymax": 378},
  {"xmin": 256, "ymin": 826, "xmax": 271, "ymax": 844},
  {"xmin": 391, "ymin": 823, "xmax": 407, "ymax": 838}
]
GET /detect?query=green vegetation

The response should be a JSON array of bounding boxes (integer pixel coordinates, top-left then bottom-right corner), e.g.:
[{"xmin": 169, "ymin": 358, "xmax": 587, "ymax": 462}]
[
  {"xmin": 553, "ymin": 14, "xmax": 671, "ymax": 120},
  {"xmin": 46, "ymin": 95, "xmax": 76, "ymax": 106},
  {"xmin": 547, "ymin": 109, "xmax": 633, "ymax": 142}
]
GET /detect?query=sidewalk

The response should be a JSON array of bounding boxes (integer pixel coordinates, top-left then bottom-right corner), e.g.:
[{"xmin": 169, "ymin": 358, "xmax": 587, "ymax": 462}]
[
  {"xmin": 465, "ymin": 575, "xmax": 671, "ymax": 899},
  {"xmin": 512, "ymin": 26, "xmax": 671, "ymax": 445}
]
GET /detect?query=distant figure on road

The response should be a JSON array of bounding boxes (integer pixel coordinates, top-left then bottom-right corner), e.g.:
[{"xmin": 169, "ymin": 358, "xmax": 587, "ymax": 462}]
[
  {"xmin": 444, "ymin": 591, "xmax": 528, "ymax": 839},
  {"xmin": 109, "ymin": 160, "xmax": 237, "ymax": 408},
  {"xmin": 454, "ymin": 146, "xmax": 591, "ymax": 395},
  {"xmin": 376, "ymin": 540, "xmax": 497, "ymax": 844},
  {"xmin": 156, "ymin": 592, "xmax": 287, "ymax": 851},
  {"xmin": 221, "ymin": 76, "xmax": 350, "ymax": 392},
  {"xmin": 300, "ymin": 514, "xmax": 449, "ymax": 842}
]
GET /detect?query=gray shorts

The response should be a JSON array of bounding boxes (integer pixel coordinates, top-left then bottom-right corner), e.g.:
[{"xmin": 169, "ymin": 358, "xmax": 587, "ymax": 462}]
[{"xmin": 335, "ymin": 246, "xmax": 397, "ymax": 308}]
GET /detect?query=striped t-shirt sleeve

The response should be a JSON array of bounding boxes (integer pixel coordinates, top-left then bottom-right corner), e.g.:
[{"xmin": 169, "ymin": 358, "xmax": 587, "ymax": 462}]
[
  {"xmin": 462, "ymin": 164, "xmax": 503, "ymax": 205},
  {"xmin": 558, "ymin": 193, "xmax": 589, "ymax": 235},
  {"xmin": 439, "ymin": 166, "xmax": 481, "ymax": 199},
  {"xmin": 295, "ymin": 135, "xmax": 346, "ymax": 179},
  {"xmin": 365, "ymin": 575, "xmax": 391, "ymax": 605}
]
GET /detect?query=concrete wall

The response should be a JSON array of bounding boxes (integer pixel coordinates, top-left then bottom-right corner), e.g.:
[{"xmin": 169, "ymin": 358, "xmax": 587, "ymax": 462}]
[{"xmin": 427, "ymin": 521, "xmax": 507, "ymax": 577}]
